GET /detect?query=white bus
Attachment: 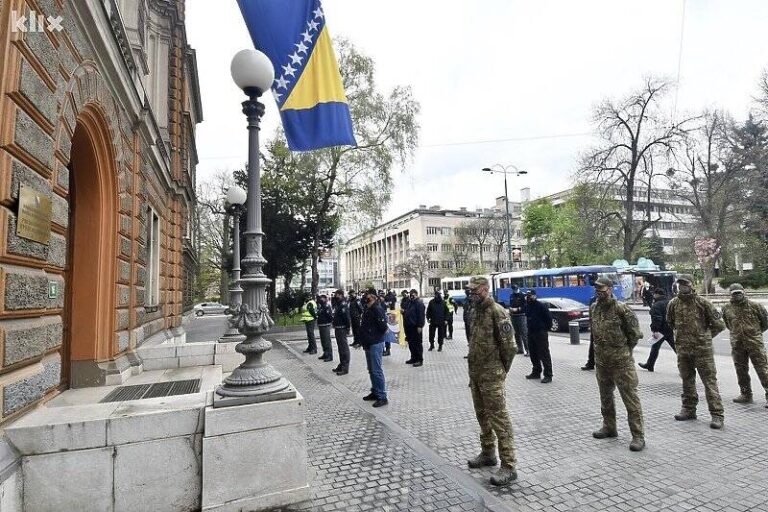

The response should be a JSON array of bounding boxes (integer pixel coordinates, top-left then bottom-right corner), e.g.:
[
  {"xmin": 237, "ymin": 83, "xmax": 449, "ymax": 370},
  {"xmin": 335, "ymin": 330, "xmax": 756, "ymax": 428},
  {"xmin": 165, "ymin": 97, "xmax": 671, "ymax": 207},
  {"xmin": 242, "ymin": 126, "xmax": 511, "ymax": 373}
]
[{"xmin": 440, "ymin": 275, "xmax": 490, "ymax": 306}]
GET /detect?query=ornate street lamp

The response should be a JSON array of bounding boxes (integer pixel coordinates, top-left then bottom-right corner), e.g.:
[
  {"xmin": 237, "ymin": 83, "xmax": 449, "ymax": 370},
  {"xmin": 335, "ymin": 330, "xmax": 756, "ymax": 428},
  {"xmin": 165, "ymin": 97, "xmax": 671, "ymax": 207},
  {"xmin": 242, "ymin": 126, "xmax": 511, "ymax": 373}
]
[
  {"xmin": 216, "ymin": 49, "xmax": 294, "ymax": 402},
  {"xmin": 219, "ymin": 185, "xmax": 247, "ymax": 343},
  {"xmin": 481, "ymin": 164, "xmax": 528, "ymax": 270}
]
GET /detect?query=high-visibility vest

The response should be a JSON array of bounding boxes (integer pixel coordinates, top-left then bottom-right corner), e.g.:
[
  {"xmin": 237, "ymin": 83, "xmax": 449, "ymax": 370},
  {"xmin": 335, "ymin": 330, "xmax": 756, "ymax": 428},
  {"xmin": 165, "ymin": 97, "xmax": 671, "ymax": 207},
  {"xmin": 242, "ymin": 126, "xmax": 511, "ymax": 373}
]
[
  {"xmin": 445, "ymin": 298, "xmax": 454, "ymax": 314},
  {"xmin": 300, "ymin": 300, "xmax": 316, "ymax": 322}
]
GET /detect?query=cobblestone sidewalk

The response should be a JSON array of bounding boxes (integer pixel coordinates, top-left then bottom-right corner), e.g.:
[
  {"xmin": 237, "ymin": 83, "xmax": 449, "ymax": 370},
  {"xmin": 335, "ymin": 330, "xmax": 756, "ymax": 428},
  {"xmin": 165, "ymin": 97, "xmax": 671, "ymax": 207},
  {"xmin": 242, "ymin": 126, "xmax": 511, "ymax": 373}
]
[{"xmin": 267, "ymin": 325, "xmax": 768, "ymax": 512}]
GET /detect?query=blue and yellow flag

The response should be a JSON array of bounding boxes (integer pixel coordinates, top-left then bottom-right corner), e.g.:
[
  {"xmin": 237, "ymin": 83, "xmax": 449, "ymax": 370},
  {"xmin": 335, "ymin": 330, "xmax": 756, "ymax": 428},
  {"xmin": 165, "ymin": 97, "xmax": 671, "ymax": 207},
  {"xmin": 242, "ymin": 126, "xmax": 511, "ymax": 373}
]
[{"xmin": 236, "ymin": 0, "xmax": 357, "ymax": 151}]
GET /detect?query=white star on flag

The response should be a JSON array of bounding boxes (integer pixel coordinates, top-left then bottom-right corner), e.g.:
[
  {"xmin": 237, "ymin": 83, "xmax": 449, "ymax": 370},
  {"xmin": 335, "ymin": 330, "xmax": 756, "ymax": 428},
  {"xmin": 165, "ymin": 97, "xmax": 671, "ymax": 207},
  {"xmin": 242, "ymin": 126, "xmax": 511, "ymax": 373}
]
[
  {"xmin": 307, "ymin": 20, "xmax": 319, "ymax": 32},
  {"xmin": 289, "ymin": 52, "xmax": 303, "ymax": 65},
  {"xmin": 274, "ymin": 76, "xmax": 290, "ymax": 90},
  {"xmin": 301, "ymin": 30, "xmax": 313, "ymax": 43},
  {"xmin": 294, "ymin": 41, "xmax": 308, "ymax": 54},
  {"xmin": 313, "ymin": 7, "xmax": 324, "ymax": 19},
  {"xmin": 272, "ymin": 90, "xmax": 283, "ymax": 102},
  {"xmin": 282, "ymin": 63, "xmax": 296, "ymax": 77}
]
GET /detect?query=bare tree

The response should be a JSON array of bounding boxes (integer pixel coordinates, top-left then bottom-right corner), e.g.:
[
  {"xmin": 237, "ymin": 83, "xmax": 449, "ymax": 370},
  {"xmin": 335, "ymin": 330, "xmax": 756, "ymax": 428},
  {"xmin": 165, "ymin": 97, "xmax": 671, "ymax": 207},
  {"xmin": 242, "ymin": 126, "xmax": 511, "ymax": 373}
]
[
  {"xmin": 464, "ymin": 216, "xmax": 493, "ymax": 268},
  {"xmin": 486, "ymin": 216, "xmax": 509, "ymax": 271},
  {"xmin": 449, "ymin": 223, "xmax": 474, "ymax": 274},
  {"xmin": 666, "ymin": 110, "xmax": 746, "ymax": 274},
  {"xmin": 196, "ymin": 171, "xmax": 236, "ymax": 301},
  {"xmin": 579, "ymin": 78, "xmax": 693, "ymax": 260},
  {"xmin": 394, "ymin": 244, "xmax": 433, "ymax": 295}
]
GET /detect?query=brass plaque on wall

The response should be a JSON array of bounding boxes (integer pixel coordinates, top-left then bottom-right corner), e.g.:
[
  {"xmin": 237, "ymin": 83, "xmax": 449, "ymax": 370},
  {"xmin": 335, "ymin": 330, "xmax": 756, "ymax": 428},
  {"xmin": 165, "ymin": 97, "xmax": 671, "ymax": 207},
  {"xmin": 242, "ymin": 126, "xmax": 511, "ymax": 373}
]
[{"xmin": 17, "ymin": 185, "xmax": 52, "ymax": 245}]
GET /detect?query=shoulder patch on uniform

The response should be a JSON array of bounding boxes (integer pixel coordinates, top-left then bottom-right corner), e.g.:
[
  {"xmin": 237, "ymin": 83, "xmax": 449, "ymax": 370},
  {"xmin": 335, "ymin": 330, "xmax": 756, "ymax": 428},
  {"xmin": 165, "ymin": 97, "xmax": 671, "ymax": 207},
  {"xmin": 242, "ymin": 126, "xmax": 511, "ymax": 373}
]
[
  {"xmin": 501, "ymin": 322, "xmax": 513, "ymax": 334},
  {"xmin": 712, "ymin": 309, "xmax": 722, "ymax": 319}
]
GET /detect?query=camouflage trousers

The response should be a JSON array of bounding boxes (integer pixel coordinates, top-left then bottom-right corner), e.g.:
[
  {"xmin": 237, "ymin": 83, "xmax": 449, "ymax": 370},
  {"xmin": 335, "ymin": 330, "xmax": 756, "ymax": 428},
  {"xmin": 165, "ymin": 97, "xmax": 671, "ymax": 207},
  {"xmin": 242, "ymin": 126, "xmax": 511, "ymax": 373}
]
[
  {"xmin": 595, "ymin": 360, "xmax": 644, "ymax": 438},
  {"xmin": 470, "ymin": 376, "xmax": 516, "ymax": 469},
  {"xmin": 731, "ymin": 339, "xmax": 768, "ymax": 399},
  {"xmin": 677, "ymin": 346, "xmax": 724, "ymax": 418}
]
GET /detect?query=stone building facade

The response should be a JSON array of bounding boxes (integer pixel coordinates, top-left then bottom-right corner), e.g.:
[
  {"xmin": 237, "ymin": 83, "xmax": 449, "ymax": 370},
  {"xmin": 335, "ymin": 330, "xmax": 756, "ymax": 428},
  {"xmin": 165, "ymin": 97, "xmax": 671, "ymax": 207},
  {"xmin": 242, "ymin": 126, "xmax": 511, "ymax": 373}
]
[{"xmin": 0, "ymin": 0, "xmax": 200, "ymax": 425}]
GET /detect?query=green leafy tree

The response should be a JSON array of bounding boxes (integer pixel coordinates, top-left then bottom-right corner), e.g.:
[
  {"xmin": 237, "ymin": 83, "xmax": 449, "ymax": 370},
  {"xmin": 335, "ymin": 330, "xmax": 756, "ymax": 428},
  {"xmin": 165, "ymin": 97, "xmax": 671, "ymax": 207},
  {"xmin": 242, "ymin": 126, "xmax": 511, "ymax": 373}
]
[
  {"xmin": 522, "ymin": 199, "xmax": 558, "ymax": 267},
  {"xmin": 284, "ymin": 38, "xmax": 421, "ymax": 295}
]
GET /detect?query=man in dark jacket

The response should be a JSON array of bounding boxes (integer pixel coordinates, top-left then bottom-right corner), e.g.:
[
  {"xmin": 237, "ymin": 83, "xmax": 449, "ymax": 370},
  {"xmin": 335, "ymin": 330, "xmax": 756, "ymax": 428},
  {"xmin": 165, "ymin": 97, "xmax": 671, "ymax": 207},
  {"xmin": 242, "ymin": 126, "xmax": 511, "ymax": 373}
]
[
  {"xmin": 463, "ymin": 287, "xmax": 473, "ymax": 359},
  {"xmin": 399, "ymin": 289, "xmax": 410, "ymax": 311},
  {"xmin": 379, "ymin": 291, "xmax": 393, "ymax": 356},
  {"xmin": 348, "ymin": 290, "xmax": 363, "ymax": 348},
  {"xmin": 359, "ymin": 288, "xmax": 389, "ymax": 407},
  {"xmin": 525, "ymin": 290, "xmax": 553, "ymax": 383},
  {"xmin": 426, "ymin": 291, "xmax": 449, "ymax": 351},
  {"xmin": 638, "ymin": 288, "xmax": 676, "ymax": 372},
  {"xmin": 316, "ymin": 294, "xmax": 334, "ymax": 362},
  {"xmin": 385, "ymin": 290, "xmax": 397, "ymax": 310},
  {"xmin": 331, "ymin": 289, "xmax": 352, "ymax": 375},
  {"xmin": 404, "ymin": 289, "xmax": 426, "ymax": 367},
  {"xmin": 509, "ymin": 285, "xmax": 529, "ymax": 356}
]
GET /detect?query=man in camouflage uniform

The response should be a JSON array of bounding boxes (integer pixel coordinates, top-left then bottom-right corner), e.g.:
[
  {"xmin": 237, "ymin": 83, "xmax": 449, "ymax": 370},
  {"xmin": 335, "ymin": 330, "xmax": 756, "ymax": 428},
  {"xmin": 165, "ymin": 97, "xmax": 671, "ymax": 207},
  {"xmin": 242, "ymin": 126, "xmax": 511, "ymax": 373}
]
[
  {"xmin": 721, "ymin": 283, "xmax": 768, "ymax": 408},
  {"xmin": 466, "ymin": 276, "xmax": 518, "ymax": 486},
  {"xmin": 590, "ymin": 277, "xmax": 646, "ymax": 452},
  {"xmin": 667, "ymin": 274, "xmax": 726, "ymax": 429}
]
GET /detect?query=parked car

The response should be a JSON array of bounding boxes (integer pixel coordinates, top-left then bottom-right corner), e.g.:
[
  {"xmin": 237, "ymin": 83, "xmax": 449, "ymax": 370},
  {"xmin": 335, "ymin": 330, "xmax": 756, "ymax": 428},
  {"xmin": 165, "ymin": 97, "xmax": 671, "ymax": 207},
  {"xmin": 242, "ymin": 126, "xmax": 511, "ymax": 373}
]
[
  {"xmin": 193, "ymin": 302, "xmax": 228, "ymax": 316},
  {"xmin": 538, "ymin": 297, "xmax": 590, "ymax": 332}
]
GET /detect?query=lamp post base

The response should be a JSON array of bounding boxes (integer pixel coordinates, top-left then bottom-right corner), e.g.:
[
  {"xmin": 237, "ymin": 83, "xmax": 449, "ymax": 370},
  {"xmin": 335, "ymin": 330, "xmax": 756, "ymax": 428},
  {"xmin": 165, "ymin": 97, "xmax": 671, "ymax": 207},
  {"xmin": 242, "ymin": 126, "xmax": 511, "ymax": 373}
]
[{"xmin": 213, "ymin": 381, "xmax": 297, "ymax": 407}]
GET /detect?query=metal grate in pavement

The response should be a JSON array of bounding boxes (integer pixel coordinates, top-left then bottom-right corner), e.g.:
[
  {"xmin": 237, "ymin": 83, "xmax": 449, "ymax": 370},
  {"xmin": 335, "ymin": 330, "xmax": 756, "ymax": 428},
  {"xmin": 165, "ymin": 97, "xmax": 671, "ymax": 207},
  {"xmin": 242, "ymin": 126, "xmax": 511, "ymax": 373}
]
[{"xmin": 100, "ymin": 379, "xmax": 201, "ymax": 403}]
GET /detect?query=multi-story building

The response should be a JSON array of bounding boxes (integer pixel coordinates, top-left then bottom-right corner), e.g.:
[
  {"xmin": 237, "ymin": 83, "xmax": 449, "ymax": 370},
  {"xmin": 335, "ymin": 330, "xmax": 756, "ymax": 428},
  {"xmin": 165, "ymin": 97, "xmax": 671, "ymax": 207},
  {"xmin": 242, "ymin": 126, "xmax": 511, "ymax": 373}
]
[
  {"xmin": 541, "ymin": 186, "xmax": 698, "ymax": 256},
  {"xmin": 0, "ymin": 0, "xmax": 201, "ymax": 423},
  {"xmin": 288, "ymin": 253, "xmax": 339, "ymax": 292},
  {"xmin": 342, "ymin": 195, "xmax": 530, "ymax": 293}
]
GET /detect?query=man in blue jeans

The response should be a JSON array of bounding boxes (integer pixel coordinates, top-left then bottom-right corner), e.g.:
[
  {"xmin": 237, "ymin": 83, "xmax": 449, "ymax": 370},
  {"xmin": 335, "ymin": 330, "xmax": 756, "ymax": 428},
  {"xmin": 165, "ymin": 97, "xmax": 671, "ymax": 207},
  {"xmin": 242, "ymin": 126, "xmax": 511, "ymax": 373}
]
[{"xmin": 359, "ymin": 288, "xmax": 389, "ymax": 407}]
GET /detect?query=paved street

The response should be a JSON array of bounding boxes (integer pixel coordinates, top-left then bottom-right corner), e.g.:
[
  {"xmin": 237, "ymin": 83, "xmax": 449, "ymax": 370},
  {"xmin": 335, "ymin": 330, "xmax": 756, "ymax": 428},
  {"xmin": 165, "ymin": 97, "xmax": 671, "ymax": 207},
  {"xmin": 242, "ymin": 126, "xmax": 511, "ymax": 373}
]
[
  {"xmin": 244, "ymin": 320, "xmax": 768, "ymax": 512},
  {"xmin": 185, "ymin": 314, "xmax": 229, "ymax": 343}
]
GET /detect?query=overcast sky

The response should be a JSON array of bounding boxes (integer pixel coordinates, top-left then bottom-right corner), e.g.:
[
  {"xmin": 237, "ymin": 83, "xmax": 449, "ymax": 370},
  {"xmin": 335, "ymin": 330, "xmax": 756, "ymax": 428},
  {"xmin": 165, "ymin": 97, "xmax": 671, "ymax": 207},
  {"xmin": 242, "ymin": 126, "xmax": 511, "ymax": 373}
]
[{"xmin": 187, "ymin": 0, "xmax": 768, "ymax": 222}]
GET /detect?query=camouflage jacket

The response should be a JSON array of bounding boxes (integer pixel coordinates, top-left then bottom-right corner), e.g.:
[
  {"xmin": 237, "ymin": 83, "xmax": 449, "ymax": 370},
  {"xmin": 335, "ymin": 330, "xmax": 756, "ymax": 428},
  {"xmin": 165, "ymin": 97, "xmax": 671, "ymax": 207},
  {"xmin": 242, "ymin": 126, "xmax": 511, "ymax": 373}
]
[
  {"xmin": 722, "ymin": 298, "xmax": 768, "ymax": 344},
  {"xmin": 589, "ymin": 297, "xmax": 643, "ymax": 364},
  {"xmin": 667, "ymin": 292, "xmax": 725, "ymax": 350},
  {"xmin": 468, "ymin": 296, "xmax": 516, "ymax": 379}
]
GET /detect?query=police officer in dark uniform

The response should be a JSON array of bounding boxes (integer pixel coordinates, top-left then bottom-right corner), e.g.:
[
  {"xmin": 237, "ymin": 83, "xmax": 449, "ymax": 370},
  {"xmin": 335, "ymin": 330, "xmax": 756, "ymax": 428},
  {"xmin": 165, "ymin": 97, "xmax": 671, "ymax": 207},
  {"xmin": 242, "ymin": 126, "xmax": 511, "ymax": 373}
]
[{"xmin": 509, "ymin": 285, "xmax": 529, "ymax": 356}]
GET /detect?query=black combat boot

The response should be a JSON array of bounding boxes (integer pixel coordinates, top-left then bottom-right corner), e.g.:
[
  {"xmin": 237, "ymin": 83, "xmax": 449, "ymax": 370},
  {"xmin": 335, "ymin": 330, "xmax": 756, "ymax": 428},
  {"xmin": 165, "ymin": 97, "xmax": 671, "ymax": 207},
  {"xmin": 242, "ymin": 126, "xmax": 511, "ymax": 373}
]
[
  {"xmin": 489, "ymin": 466, "xmax": 517, "ymax": 487},
  {"xmin": 629, "ymin": 438, "xmax": 645, "ymax": 452},
  {"xmin": 733, "ymin": 394, "xmax": 753, "ymax": 404},
  {"xmin": 674, "ymin": 409, "xmax": 697, "ymax": 421},
  {"xmin": 467, "ymin": 452, "xmax": 497, "ymax": 469},
  {"xmin": 592, "ymin": 427, "xmax": 618, "ymax": 439},
  {"xmin": 709, "ymin": 416, "xmax": 724, "ymax": 430}
]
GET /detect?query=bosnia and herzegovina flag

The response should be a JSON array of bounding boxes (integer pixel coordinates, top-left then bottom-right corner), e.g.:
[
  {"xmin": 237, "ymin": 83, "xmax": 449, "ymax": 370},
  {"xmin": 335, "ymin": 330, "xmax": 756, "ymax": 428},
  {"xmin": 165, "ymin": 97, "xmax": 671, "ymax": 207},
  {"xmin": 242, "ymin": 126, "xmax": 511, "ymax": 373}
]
[{"xmin": 236, "ymin": 0, "xmax": 357, "ymax": 151}]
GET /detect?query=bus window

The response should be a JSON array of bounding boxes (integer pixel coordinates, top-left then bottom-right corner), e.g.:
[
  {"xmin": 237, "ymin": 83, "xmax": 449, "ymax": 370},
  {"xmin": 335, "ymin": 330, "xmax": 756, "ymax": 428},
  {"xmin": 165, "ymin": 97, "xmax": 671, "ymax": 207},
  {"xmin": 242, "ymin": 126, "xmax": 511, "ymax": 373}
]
[
  {"xmin": 538, "ymin": 276, "xmax": 553, "ymax": 287},
  {"xmin": 500, "ymin": 278, "xmax": 509, "ymax": 288},
  {"xmin": 523, "ymin": 276, "xmax": 536, "ymax": 287},
  {"xmin": 461, "ymin": 280, "xmax": 469, "ymax": 289},
  {"xmin": 566, "ymin": 274, "xmax": 582, "ymax": 287},
  {"xmin": 552, "ymin": 276, "xmax": 566, "ymax": 287},
  {"xmin": 447, "ymin": 282, "xmax": 454, "ymax": 291},
  {"xmin": 511, "ymin": 278, "xmax": 524, "ymax": 287}
]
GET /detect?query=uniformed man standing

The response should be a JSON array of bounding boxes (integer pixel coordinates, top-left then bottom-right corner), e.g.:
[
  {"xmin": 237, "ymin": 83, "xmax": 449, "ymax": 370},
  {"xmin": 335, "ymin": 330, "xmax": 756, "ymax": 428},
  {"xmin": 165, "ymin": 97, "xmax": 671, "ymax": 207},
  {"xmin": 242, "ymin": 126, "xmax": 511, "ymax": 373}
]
[
  {"xmin": 590, "ymin": 277, "xmax": 646, "ymax": 451},
  {"xmin": 443, "ymin": 290, "xmax": 456, "ymax": 340},
  {"xmin": 721, "ymin": 283, "xmax": 768, "ymax": 408},
  {"xmin": 667, "ymin": 274, "xmax": 726, "ymax": 429},
  {"xmin": 466, "ymin": 277, "xmax": 518, "ymax": 486},
  {"xmin": 300, "ymin": 296, "xmax": 318, "ymax": 355}
]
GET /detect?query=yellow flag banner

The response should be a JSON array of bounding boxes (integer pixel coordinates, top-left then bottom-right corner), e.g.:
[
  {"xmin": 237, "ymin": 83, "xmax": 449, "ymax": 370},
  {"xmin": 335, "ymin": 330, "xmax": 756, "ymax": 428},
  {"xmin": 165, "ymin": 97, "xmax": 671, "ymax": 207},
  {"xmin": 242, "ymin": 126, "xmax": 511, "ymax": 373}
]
[{"xmin": 386, "ymin": 310, "xmax": 407, "ymax": 347}]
